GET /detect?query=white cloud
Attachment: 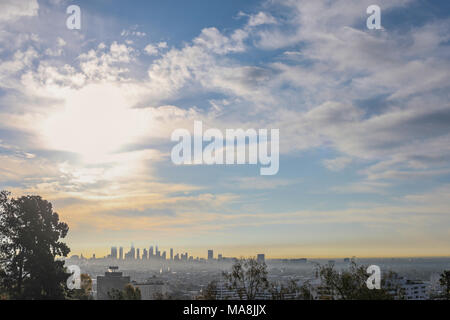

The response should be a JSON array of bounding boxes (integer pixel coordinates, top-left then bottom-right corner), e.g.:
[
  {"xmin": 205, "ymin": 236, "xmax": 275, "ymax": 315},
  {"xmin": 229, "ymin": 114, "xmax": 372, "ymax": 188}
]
[
  {"xmin": 77, "ymin": 42, "xmax": 135, "ymax": 81},
  {"xmin": 230, "ymin": 177, "xmax": 294, "ymax": 190},
  {"xmin": 323, "ymin": 157, "xmax": 353, "ymax": 171},
  {"xmin": 244, "ymin": 11, "xmax": 277, "ymax": 27},
  {"xmin": 0, "ymin": 0, "xmax": 38, "ymax": 22},
  {"xmin": 57, "ymin": 37, "xmax": 66, "ymax": 47},
  {"xmin": 157, "ymin": 41, "xmax": 168, "ymax": 49},
  {"xmin": 144, "ymin": 44, "xmax": 158, "ymax": 56}
]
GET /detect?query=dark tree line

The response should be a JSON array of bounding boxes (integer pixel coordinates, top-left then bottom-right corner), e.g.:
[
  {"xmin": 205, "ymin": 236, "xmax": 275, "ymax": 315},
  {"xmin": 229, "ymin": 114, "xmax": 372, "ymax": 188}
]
[
  {"xmin": 200, "ymin": 258, "xmax": 450, "ymax": 300},
  {"xmin": 439, "ymin": 270, "xmax": 450, "ymax": 300},
  {"xmin": 0, "ymin": 191, "xmax": 71, "ymax": 299},
  {"xmin": 108, "ymin": 284, "xmax": 141, "ymax": 300}
]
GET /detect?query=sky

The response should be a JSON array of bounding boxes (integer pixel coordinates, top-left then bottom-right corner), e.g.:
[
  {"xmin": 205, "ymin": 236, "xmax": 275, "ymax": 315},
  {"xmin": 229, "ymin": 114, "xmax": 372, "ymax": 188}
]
[{"xmin": 0, "ymin": 0, "xmax": 449, "ymax": 259}]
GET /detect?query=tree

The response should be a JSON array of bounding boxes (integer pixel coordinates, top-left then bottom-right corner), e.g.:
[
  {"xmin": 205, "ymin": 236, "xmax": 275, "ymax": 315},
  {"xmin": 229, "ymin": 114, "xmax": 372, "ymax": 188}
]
[
  {"xmin": 198, "ymin": 280, "xmax": 217, "ymax": 300},
  {"xmin": 269, "ymin": 279, "xmax": 300, "ymax": 300},
  {"xmin": 0, "ymin": 191, "xmax": 70, "ymax": 299},
  {"xmin": 316, "ymin": 262, "xmax": 393, "ymax": 300},
  {"xmin": 69, "ymin": 273, "xmax": 93, "ymax": 300},
  {"xmin": 222, "ymin": 258, "xmax": 269, "ymax": 300},
  {"xmin": 108, "ymin": 284, "xmax": 141, "ymax": 300},
  {"xmin": 439, "ymin": 270, "xmax": 450, "ymax": 300},
  {"xmin": 298, "ymin": 281, "xmax": 314, "ymax": 300}
]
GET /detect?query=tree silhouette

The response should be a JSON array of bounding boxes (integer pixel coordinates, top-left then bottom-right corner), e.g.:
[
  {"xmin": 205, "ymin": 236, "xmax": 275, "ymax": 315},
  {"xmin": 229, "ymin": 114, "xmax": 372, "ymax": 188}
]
[
  {"xmin": 108, "ymin": 284, "xmax": 141, "ymax": 300},
  {"xmin": 439, "ymin": 270, "xmax": 450, "ymax": 300},
  {"xmin": 68, "ymin": 273, "xmax": 93, "ymax": 300},
  {"xmin": 269, "ymin": 279, "xmax": 303, "ymax": 300},
  {"xmin": 0, "ymin": 191, "xmax": 70, "ymax": 299},
  {"xmin": 315, "ymin": 262, "xmax": 394, "ymax": 300},
  {"xmin": 197, "ymin": 280, "xmax": 218, "ymax": 300},
  {"xmin": 222, "ymin": 258, "xmax": 269, "ymax": 300}
]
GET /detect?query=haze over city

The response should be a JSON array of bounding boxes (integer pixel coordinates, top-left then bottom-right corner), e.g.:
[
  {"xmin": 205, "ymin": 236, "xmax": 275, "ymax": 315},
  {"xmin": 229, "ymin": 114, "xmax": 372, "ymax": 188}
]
[{"xmin": 0, "ymin": 0, "xmax": 449, "ymax": 260}]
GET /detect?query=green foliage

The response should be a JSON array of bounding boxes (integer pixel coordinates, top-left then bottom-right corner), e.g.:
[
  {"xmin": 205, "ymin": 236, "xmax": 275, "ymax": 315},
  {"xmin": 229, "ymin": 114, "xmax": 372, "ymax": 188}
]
[
  {"xmin": 198, "ymin": 280, "xmax": 218, "ymax": 300},
  {"xmin": 316, "ymin": 262, "xmax": 394, "ymax": 300},
  {"xmin": 269, "ymin": 279, "xmax": 300, "ymax": 300},
  {"xmin": 222, "ymin": 258, "xmax": 269, "ymax": 300},
  {"xmin": 0, "ymin": 191, "xmax": 71, "ymax": 300},
  {"xmin": 298, "ymin": 281, "xmax": 314, "ymax": 300},
  {"xmin": 108, "ymin": 284, "xmax": 141, "ymax": 300},
  {"xmin": 439, "ymin": 270, "xmax": 450, "ymax": 300},
  {"xmin": 67, "ymin": 273, "xmax": 93, "ymax": 300}
]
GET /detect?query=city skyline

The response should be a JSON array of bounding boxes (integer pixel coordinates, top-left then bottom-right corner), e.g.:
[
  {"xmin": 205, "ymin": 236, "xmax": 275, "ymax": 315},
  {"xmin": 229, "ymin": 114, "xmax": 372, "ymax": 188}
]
[{"xmin": 69, "ymin": 244, "xmax": 449, "ymax": 261}]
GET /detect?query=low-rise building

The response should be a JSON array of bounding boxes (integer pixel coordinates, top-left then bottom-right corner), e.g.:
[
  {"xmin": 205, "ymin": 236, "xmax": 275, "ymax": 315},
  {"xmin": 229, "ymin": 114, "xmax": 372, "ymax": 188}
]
[{"xmin": 96, "ymin": 266, "xmax": 130, "ymax": 300}]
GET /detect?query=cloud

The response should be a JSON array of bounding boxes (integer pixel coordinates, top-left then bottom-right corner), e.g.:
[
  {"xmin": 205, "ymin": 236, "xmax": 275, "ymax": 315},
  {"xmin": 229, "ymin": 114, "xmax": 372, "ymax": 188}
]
[
  {"xmin": 0, "ymin": 0, "xmax": 39, "ymax": 22},
  {"xmin": 0, "ymin": 0, "xmax": 449, "ymax": 254},
  {"xmin": 323, "ymin": 157, "xmax": 353, "ymax": 171},
  {"xmin": 120, "ymin": 25, "xmax": 147, "ymax": 37},
  {"xmin": 332, "ymin": 181, "xmax": 391, "ymax": 194},
  {"xmin": 144, "ymin": 42, "xmax": 167, "ymax": 56},
  {"xmin": 78, "ymin": 42, "xmax": 135, "ymax": 81},
  {"xmin": 229, "ymin": 177, "xmax": 294, "ymax": 190},
  {"xmin": 238, "ymin": 11, "xmax": 277, "ymax": 27},
  {"xmin": 144, "ymin": 44, "xmax": 158, "ymax": 55}
]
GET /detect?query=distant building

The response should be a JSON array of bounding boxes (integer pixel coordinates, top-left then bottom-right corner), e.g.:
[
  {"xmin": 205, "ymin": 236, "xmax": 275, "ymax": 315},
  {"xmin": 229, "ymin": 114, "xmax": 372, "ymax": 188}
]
[
  {"xmin": 218, "ymin": 254, "xmax": 223, "ymax": 261},
  {"xmin": 344, "ymin": 257, "xmax": 350, "ymax": 263},
  {"xmin": 257, "ymin": 254, "xmax": 265, "ymax": 264},
  {"xmin": 97, "ymin": 266, "xmax": 130, "ymax": 300},
  {"xmin": 119, "ymin": 247, "xmax": 123, "ymax": 260},
  {"xmin": 142, "ymin": 248, "xmax": 148, "ymax": 260},
  {"xmin": 162, "ymin": 251, "xmax": 166, "ymax": 260},
  {"xmin": 170, "ymin": 248, "xmax": 173, "ymax": 260},
  {"xmin": 149, "ymin": 246, "xmax": 154, "ymax": 258},
  {"xmin": 209, "ymin": 281, "xmax": 286, "ymax": 300},
  {"xmin": 208, "ymin": 250, "xmax": 214, "ymax": 261},
  {"xmin": 386, "ymin": 275, "xmax": 430, "ymax": 300},
  {"xmin": 133, "ymin": 280, "xmax": 169, "ymax": 300},
  {"xmin": 137, "ymin": 248, "xmax": 140, "ymax": 260},
  {"xmin": 125, "ymin": 246, "xmax": 135, "ymax": 260},
  {"xmin": 110, "ymin": 247, "xmax": 117, "ymax": 259}
]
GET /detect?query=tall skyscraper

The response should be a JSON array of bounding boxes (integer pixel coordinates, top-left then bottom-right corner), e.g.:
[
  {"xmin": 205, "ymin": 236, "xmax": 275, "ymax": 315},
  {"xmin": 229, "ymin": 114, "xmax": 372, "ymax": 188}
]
[
  {"xmin": 142, "ymin": 248, "xmax": 148, "ymax": 260},
  {"xmin": 156, "ymin": 246, "xmax": 160, "ymax": 257},
  {"xmin": 124, "ymin": 245, "xmax": 136, "ymax": 260},
  {"xmin": 110, "ymin": 246, "xmax": 117, "ymax": 259},
  {"xmin": 162, "ymin": 251, "xmax": 166, "ymax": 260},
  {"xmin": 149, "ymin": 246, "xmax": 154, "ymax": 258},
  {"xmin": 170, "ymin": 248, "xmax": 173, "ymax": 260},
  {"xmin": 208, "ymin": 249, "xmax": 214, "ymax": 261},
  {"xmin": 136, "ymin": 248, "xmax": 140, "ymax": 260},
  {"xmin": 119, "ymin": 247, "xmax": 123, "ymax": 260}
]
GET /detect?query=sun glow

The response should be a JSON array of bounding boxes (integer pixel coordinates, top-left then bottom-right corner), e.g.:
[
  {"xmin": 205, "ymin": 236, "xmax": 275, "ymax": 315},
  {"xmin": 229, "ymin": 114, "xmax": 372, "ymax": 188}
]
[{"xmin": 42, "ymin": 83, "xmax": 151, "ymax": 163}]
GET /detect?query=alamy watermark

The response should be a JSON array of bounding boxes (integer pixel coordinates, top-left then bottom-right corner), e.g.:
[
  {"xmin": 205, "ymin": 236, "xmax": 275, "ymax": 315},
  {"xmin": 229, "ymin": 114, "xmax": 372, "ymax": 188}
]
[
  {"xmin": 171, "ymin": 121, "xmax": 279, "ymax": 175},
  {"xmin": 66, "ymin": 5, "xmax": 81, "ymax": 30},
  {"xmin": 366, "ymin": 265, "xmax": 381, "ymax": 289},
  {"xmin": 366, "ymin": 5, "xmax": 382, "ymax": 30},
  {"xmin": 66, "ymin": 264, "xmax": 81, "ymax": 289}
]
